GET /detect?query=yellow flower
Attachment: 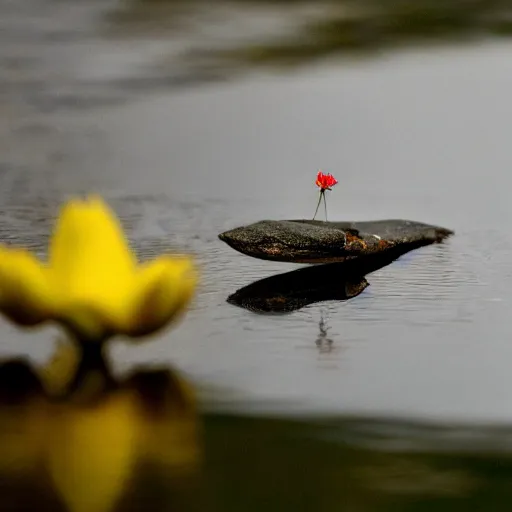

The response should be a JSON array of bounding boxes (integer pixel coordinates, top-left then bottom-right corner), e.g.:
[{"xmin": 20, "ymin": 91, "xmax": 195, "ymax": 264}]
[{"xmin": 0, "ymin": 196, "xmax": 197, "ymax": 343}]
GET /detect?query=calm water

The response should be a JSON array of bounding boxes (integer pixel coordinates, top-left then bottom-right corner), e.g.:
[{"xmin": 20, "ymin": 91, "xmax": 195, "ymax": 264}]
[{"xmin": 2, "ymin": 0, "xmax": 512, "ymax": 508}]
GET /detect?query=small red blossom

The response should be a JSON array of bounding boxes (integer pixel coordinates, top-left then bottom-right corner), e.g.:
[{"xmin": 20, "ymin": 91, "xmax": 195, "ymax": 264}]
[
  {"xmin": 313, "ymin": 170, "xmax": 338, "ymax": 221},
  {"xmin": 315, "ymin": 171, "xmax": 338, "ymax": 191}
]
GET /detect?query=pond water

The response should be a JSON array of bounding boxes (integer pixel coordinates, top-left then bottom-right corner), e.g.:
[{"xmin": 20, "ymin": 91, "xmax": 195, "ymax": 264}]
[{"xmin": 2, "ymin": 0, "xmax": 512, "ymax": 509}]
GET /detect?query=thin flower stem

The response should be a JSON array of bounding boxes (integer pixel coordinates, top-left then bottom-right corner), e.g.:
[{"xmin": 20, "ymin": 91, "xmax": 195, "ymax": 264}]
[
  {"xmin": 312, "ymin": 190, "xmax": 324, "ymax": 220},
  {"xmin": 324, "ymin": 192, "xmax": 328, "ymax": 221},
  {"xmin": 63, "ymin": 339, "xmax": 115, "ymax": 398}
]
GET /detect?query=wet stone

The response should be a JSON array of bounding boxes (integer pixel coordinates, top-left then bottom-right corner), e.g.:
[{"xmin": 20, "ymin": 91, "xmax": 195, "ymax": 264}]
[{"xmin": 218, "ymin": 219, "xmax": 453, "ymax": 264}]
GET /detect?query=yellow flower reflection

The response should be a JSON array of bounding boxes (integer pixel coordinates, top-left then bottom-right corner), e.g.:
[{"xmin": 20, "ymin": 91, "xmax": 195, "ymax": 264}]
[
  {"xmin": 0, "ymin": 196, "xmax": 197, "ymax": 343},
  {"xmin": 0, "ymin": 342, "xmax": 202, "ymax": 512}
]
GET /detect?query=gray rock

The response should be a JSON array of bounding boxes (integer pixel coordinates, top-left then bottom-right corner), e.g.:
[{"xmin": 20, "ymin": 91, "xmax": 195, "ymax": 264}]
[{"xmin": 219, "ymin": 219, "xmax": 453, "ymax": 263}]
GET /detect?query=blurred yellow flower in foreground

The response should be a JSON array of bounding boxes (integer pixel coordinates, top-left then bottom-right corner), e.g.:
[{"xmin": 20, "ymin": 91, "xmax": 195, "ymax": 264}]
[{"xmin": 0, "ymin": 196, "xmax": 197, "ymax": 343}]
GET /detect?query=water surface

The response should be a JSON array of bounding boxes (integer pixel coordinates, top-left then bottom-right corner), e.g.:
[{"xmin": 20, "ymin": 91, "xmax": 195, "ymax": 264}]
[{"xmin": 0, "ymin": 0, "xmax": 511, "ymax": 427}]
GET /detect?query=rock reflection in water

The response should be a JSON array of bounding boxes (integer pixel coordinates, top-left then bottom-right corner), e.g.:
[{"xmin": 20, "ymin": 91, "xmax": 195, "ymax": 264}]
[
  {"xmin": 227, "ymin": 249, "xmax": 410, "ymax": 313},
  {"xmin": 0, "ymin": 341, "xmax": 202, "ymax": 512}
]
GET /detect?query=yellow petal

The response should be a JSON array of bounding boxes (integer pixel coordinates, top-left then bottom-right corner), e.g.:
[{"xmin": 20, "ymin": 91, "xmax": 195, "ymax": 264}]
[
  {"xmin": 48, "ymin": 196, "xmax": 136, "ymax": 311},
  {"xmin": 122, "ymin": 255, "xmax": 198, "ymax": 338},
  {"xmin": 0, "ymin": 247, "xmax": 55, "ymax": 325}
]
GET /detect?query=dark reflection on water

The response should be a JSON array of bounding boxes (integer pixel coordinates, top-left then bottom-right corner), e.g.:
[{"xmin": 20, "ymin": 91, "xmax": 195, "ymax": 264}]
[
  {"xmin": 3, "ymin": 0, "xmax": 512, "ymax": 114},
  {"xmin": 315, "ymin": 311, "xmax": 334, "ymax": 353},
  {"xmin": 105, "ymin": 0, "xmax": 512, "ymax": 77},
  {"xmin": 4, "ymin": 343, "xmax": 512, "ymax": 511},
  {"xmin": 0, "ymin": 342, "xmax": 202, "ymax": 512},
  {"xmin": 226, "ymin": 249, "xmax": 415, "ymax": 313},
  {"xmin": 203, "ymin": 412, "xmax": 512, "ymax": 512},
  {"xmin": 227, "ymin": 261, "xmax": 369, "ymax": 313}
]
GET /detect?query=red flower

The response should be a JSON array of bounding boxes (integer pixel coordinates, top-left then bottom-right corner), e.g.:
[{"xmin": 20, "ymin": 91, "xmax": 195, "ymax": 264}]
[{"xmin": 315, "ymin": 171, "xmax": 338, "ymax": 191}]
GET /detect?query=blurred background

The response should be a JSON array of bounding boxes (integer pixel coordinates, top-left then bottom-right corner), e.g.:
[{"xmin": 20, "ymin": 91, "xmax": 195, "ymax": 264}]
[{"xmin": 2, "ymin": 0, "xmax": 512, "ymax": 510}]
